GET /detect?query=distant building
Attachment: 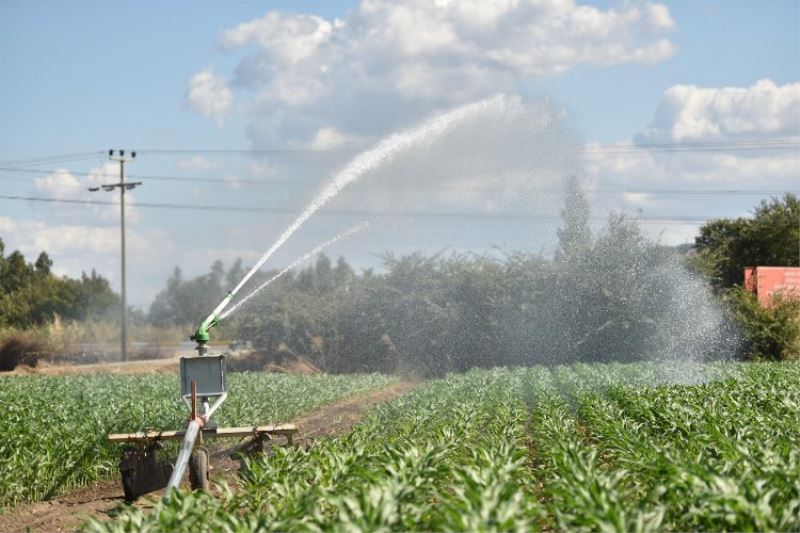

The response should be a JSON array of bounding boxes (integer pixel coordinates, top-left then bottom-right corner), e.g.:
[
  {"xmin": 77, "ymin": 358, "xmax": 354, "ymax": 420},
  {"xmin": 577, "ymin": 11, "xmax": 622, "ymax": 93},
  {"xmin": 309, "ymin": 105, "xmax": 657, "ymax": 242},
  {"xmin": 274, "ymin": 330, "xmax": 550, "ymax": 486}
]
[{"xmin": 744, "ymin": 266, "xmax": 800, "ymax": 307}]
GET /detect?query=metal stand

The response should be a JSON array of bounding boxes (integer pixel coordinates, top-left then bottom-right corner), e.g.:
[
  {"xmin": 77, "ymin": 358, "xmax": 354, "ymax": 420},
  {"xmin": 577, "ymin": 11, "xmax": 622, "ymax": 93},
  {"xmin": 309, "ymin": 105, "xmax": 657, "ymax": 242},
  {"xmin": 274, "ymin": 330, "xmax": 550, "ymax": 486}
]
[{"xmin": 108, "ymin": 352, "xmax": 298, "ymax": 501}]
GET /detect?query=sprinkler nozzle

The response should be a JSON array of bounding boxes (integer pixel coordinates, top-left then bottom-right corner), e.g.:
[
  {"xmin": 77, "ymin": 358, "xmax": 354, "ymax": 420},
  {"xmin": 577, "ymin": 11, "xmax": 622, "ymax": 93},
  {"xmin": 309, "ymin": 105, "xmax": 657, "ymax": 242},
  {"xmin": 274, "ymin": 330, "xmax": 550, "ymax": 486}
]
[
  {"xmin": 191, "ymin": 291, "xmax": 233, "ymax": 353},
  {"xmin": 190, "ymin": 315, "xmax": 219, "ymax": 345}
]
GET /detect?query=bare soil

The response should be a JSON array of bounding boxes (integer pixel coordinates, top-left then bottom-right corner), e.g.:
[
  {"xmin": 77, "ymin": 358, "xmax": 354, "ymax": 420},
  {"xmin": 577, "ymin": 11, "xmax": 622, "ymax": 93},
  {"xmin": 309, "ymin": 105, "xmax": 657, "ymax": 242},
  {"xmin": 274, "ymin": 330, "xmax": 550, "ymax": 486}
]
[
  {"xmin": 0, "ymin": 381, "xmax": 416, "ymax": 532},
  {"xmin": 4, "ymin": 357, "xmax": 182, "ymax": 377},
  {"xmin": 3, "ymin": 352, "xmax": 322, "ymax": 378}
]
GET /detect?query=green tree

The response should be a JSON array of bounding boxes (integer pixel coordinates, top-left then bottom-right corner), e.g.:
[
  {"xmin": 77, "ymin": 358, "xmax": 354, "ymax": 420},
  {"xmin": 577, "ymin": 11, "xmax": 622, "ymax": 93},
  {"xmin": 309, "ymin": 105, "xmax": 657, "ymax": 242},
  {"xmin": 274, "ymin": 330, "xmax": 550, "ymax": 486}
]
[
  {"xmin": 333, "ymin": 256, "xmax": 356, "ymax": 290},
  {"xmin": 315, "ymin": 254, "xmax": 335, "ymax": 293},
  {"xmin": 556, "ymin": 175, "xmax": 591, "ymax": 261},
  {"xmin": 225, "ymin": 258, "xmax": 245, "ymax": 289},
  {"xmin": 71, "ymin": 270, "xmax": 119, "ymax": 320},
  {"xmin": 724, "ymin": 287, "xmax": 800, "ymax": 361},
  {"xmin": 148, "ymin": 260, "xmax": 244, "ymax": 325},
  {"xmin": 34, "ymin": 252, "xmax": 53, "ymax": 275},
  {"xmin": 693, "ymin": 194, "xmax": 799, "ymax": 289},
  {"xmin": 0, "ymin": 240, "xmax": 117, "ymax": 327}
]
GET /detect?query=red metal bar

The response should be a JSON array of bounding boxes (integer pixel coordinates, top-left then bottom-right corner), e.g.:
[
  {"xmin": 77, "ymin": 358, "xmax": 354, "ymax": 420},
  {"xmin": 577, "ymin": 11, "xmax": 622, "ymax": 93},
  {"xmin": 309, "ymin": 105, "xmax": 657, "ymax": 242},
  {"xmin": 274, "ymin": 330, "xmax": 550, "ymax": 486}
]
[{"xmin": 191, "ymin": 380, "xmax": 197, "ymax": 421}]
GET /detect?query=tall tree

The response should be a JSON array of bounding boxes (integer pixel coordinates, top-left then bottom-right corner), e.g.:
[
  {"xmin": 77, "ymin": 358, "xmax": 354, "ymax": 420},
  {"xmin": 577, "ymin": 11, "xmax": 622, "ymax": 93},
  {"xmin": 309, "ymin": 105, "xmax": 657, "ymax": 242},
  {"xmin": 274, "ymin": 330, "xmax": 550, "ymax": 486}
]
[
  {"xmin": 556, "ymin": 175, "xmax": 591, "ymax": 260},
  {"xmin": 333, "ymin": 256, "xmax": 356, "ymax": 290},
  {"xmin": 34, "ymin": 252, "xmax": 53, "ymax": 275},
  {"xmin": 147, "ymin": 261, "xmax": 232, "ymax": 325},
  {"xmin": 0, "ymin": 241, "xmax": 117, "ymax": 327}
]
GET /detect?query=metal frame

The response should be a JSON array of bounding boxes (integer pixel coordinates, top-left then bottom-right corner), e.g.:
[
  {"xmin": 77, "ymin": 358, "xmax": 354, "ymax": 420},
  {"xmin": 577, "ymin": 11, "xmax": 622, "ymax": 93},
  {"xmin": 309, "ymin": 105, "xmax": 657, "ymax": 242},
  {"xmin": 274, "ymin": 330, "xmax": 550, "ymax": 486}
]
[
  {"xmin": 108, "ymin": 424, "xmax": 298, "ymax": 445},
  {"xmin": 108, "ymin": 351, "xmax": 300, "ymax": 500},
  {"xmin": 179, "ymin": 355, "xmax": 228, "ymax": 419}
]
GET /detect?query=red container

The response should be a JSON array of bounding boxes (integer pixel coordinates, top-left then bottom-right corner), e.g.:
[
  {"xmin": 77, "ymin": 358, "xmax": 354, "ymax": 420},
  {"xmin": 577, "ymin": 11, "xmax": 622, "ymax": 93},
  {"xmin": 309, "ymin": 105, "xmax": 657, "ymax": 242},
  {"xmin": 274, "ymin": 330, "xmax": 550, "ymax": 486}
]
[{"xmin": 744, "ymin": 266, "xmax": 800, "ymax": 307}]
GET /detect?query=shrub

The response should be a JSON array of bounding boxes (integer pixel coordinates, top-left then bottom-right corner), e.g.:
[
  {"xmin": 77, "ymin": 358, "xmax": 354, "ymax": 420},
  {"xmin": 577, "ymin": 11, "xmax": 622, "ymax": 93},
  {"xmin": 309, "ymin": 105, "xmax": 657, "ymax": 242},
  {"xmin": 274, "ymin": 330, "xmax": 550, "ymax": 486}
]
[
  {"xmin": 724, "ymin": 287, "xmax": 800, "ymax": 361},
  {"xmin": 0, "ymin": 334, "xmax": 47, "ymax": 371}
]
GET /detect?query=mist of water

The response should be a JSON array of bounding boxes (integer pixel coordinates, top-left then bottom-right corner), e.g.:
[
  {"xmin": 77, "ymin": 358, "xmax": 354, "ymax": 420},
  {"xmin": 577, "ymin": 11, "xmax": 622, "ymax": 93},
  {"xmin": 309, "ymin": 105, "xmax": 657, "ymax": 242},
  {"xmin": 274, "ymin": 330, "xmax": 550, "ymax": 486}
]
[
  {"xmin": 646, "ymin": 259, "xmax": 741, "ymax": 384},
  {"xmin": 224, "ymin": 95, "xmax": 740, "ymax": 384},
  {"xmin": 221, "ymin": 222, "xmax": 370, "ymax": 319},
  {"xmin": 225, "ymin": 95, "xmax": 515, "ymax": 304}
]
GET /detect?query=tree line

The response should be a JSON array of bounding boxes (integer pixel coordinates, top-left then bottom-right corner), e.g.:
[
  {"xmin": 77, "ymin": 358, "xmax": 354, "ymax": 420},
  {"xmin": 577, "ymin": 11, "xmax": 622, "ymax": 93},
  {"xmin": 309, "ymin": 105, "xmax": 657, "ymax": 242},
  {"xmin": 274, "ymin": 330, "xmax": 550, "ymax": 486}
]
[
  {"xmin": 3, "ymin": 191, "xmax": 796, "ymax": 371},
  {"xmin": 0, "ymin": 239, "xmax": 118, "ymax": 328},
  {"xmin": 148, "ymin": 189, "xmax": 798, "ymax": 373}
]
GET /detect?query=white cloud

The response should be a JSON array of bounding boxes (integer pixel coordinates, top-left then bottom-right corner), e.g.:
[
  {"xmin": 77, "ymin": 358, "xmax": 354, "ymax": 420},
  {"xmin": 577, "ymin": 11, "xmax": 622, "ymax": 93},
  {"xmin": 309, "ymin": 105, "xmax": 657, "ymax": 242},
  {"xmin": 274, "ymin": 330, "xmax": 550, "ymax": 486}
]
[
  {"xmin": 325, "ymin": 96, "xmax": 580, "ymax": 218},
  {"xmin": 584, "ymin": 139, "xmax": 799, "ymax": 188},
  {"xmin": 247, "ymin": 161, "xmax": 275, "ymax": 178},
  {"xmin": 222, "ymin": 12, "xmax": 333, "ymax": 64},
  {"xmin": 199, "ymin": 0, "xmax": 676, "ymax": 146},
  {"xmin": 642, "ymin": 223, "xmax": 701, "ymax": 246},
  {"xmin": 645, "ymin": 3, "xmax": 675, "ymax": 31},
  {"xmin": 585, "ymin": 79, "xmax": 800, "ymax": 190},
  {"xmin": 187, "ymin": 67, "xmax": 233, "ymax": 124},
  {"xmin": 0, "ymin": 217, "xmax": 120, "ymax": 256},
  {"xmin": 177, "ymin": 156, "xmax": 218, "ymax": 171},
  {"xmin": 640, "ymin": 79, "xmax": 800, "ymax": 142},
  {"xmin": 34, "ymin": 169, "xmax": 82, "ymax": 199},
  {"xmin": 34, "ymin": 163, "xmax": 141, "ymax": 223},
  {"xmin": 310, "ymin": 127, "xmax": 350, "ymax": 149},
  {"xmin": 223, "ymin": 175, "xmax": 243, "ymax": 190},
  {"xmin": 584, "ymin": 79, "xmax": 800, "ymax": 245},
  {"xmin": 0, "ymin": 216, "xmax": 174, "ymax": 307},
  {"xmin": 622, "ymin": 191, "xmax": 651, "ymax": 207}
]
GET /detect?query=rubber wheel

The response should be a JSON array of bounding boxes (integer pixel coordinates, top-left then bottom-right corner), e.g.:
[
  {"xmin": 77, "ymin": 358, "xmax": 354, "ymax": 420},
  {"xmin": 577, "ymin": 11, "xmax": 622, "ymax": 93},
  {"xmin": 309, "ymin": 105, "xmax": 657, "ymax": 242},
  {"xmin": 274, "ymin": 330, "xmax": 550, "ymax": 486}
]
[
  {"xmin": 189, "ymin": 448, "xmax": 210, "ymax": 492},
  {"xmin": 119, "ymin": 446, "xmax": 138, "ymax": 501}
]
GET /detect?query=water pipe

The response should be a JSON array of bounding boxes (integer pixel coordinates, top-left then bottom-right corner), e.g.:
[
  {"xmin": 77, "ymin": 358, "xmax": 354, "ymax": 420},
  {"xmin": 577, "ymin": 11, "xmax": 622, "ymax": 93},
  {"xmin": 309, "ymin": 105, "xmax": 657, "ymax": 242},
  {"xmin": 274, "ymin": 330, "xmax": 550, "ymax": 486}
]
[
  {"xmin": 166, "ymin": 289, "xmax": 236, "ymax": 497},
  {"xmin": 165, "ymin": 381, "xmax": 206, "ymax": 497},
  {"xmin": 165, "ymin": 419, "xmax": 202, "ymax": 495}
]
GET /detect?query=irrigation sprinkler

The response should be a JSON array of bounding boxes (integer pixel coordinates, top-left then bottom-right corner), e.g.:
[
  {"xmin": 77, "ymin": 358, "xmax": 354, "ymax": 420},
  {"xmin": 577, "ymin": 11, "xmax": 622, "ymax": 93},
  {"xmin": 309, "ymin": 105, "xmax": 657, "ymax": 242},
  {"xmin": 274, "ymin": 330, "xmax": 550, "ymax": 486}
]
[{"xmin": 107, "ymin": 291, "xmax": 298, "ymax": 501}]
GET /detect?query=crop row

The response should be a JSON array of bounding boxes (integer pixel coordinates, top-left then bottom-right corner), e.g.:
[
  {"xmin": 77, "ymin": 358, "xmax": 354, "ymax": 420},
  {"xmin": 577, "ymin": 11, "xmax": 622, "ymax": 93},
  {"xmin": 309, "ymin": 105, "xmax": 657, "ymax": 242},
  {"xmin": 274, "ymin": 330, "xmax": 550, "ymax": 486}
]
[
  {"xmin": 0, "ymin": 372, "xmax": 394, "ymax": 508},
  {"xmin": 91, "ymin": 361, "xmax": 800, "ymax": 532},
  {"xmin": 90, "ymin": 368, "xmax": 541, "ymax": 531}
]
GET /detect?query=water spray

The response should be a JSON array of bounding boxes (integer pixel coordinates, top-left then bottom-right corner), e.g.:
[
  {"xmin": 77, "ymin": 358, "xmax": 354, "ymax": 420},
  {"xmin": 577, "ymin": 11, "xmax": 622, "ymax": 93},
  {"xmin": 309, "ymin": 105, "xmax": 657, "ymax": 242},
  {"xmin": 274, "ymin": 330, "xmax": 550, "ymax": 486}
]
[
  {"xmin": 222, "ymin": 95, "xmax": 510, "ymax": 303},
  {"xmin": 222, "ymin": 222, "xmax": 370, "ymax": 320},
  {"xmin": 190, "ymin": 96, "xmax": 506, "ymax": 343},
  {"xmin": 160, "ymin": 99, "xmax": 509, "ymax": 495},
  {"xmin": 106, "ymin": 96, "xmax": 517, "ymax": 500},
  {"xmin": 163, "ymin": 222, "xmax": 368, "ymax": 497}
]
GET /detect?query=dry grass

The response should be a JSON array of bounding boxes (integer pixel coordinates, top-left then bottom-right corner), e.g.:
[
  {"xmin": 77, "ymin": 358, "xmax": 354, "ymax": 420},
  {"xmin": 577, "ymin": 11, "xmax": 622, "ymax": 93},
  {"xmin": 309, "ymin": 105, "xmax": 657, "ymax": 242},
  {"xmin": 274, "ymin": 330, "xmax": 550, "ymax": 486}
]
[{"xmin": 0, "ymin": 317, "xmax": 190, "ymax": 370}]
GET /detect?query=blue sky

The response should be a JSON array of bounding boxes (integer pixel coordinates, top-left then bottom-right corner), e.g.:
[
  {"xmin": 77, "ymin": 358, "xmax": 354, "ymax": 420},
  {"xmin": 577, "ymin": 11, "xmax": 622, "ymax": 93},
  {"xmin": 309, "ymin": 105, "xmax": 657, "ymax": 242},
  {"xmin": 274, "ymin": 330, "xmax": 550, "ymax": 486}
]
[{"xmin": 1, "ymin": 0, "xmax": 798, "ymax": 309}]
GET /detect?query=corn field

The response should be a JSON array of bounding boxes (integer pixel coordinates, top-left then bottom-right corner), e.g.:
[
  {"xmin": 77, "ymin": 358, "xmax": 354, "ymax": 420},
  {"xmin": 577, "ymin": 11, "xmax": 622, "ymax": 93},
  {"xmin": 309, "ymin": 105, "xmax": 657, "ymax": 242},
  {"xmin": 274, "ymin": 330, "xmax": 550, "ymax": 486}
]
[
  {"xmin": 0, "ymin": 373, "xmax": 393, "ymax": 508},
  {"xmin": 78, "ymin": 362, "xmax": 800, "ymax": 532}
]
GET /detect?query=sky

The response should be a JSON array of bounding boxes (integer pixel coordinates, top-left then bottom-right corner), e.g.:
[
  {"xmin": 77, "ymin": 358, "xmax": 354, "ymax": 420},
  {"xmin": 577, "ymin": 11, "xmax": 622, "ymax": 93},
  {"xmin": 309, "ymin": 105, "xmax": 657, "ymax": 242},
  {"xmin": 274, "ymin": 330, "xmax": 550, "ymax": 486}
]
[{"xmin": 0, "ymin": 0, "xmax": 798, "ymax": 310}]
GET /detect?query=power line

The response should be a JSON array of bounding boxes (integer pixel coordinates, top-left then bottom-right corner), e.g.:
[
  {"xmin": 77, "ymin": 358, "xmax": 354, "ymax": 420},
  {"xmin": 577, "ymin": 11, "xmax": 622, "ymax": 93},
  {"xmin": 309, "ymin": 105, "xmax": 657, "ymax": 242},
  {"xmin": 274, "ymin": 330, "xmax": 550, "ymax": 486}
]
[
  {"xmin": 2, "ymin": 193, "xmax": 797, "ymax": 226},
  {"xmin": 0, "ymin": 167, "xmax": 796, "ymax": 196},
  {"xmin": 1, "ymin": 139, "xmax": 796, "ymax": 169},
  {"xmin": 0, "ymin": 167, "xmax": 302, "ymax": 186},
  {"xmin": 0, "ymin": 151, "xmax": 104, "ymax": 168},
  {"xmin": 130, "ymin": 138, "xmax": 800, "ymax": 155},
  {"xmin": 0, "ymin": 175, "xmax": 34, "ymax": 183},
  {"xmin": 584, "ymin": 139, "xmax": 799, "ymax": 154},
  {"xmin": 615, "ymin": 189, "xmax": 799, "ymax": 196},
  {"xmin": 584, "ymin": 146, "xmax": 799, "ymax": 154},
  {"xmin": 136, "ymin": 148, "xmax": 354, "ymax": 155}
]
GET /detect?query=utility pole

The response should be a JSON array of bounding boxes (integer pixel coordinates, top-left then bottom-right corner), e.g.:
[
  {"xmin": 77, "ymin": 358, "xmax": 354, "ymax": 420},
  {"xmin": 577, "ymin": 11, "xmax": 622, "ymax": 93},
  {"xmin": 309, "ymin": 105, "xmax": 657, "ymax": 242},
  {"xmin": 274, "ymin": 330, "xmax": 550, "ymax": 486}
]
[{"xmin": 88, "ymin": 149, "xmax": 142, "ymax": 362}]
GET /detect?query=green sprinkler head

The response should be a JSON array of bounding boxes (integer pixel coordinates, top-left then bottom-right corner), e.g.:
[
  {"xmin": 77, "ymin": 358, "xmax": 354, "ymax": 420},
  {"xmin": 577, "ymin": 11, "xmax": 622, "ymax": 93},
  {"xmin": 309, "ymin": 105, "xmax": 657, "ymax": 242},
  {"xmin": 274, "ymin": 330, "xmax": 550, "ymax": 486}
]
[
  {"xmin": 190, "ymin": 291, "xmax": 232, "ymax": 354},
  {"xmin": 190, "ymin": 324, "xmax": 210, "ymax": 344},
  {"xmin": 190, "ymin": 315, "xmax": 219, "ymax": 345}
]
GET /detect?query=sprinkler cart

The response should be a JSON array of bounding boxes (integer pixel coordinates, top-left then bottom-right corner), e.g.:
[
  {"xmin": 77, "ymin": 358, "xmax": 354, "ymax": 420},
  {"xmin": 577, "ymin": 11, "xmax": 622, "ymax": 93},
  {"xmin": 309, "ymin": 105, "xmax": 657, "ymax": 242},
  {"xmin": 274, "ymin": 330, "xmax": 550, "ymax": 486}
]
[{"xmin": 107, "ymin": 293, "xmax": 298, "ymax": 501}]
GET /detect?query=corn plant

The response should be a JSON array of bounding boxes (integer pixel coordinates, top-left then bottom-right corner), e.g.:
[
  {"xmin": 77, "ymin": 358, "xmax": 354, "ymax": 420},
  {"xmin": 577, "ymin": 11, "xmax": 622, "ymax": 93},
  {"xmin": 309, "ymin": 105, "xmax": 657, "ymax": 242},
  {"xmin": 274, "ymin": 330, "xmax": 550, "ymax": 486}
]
[
  {"xmin": 82, "ymin": 361, "xmax": 800, "ymax": 532},
  {"xmin": 0, "ymin": 372, "xmax": 393, "ymax": 508}
]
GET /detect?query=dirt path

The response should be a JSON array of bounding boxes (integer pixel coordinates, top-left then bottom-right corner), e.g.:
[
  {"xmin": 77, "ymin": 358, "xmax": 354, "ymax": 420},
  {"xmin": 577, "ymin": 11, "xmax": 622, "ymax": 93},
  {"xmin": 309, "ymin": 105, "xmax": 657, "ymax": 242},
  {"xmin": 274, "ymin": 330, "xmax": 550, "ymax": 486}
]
[{"xmin": 0, "ymin": 381, "xmax": 415, "ymax": 533}]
